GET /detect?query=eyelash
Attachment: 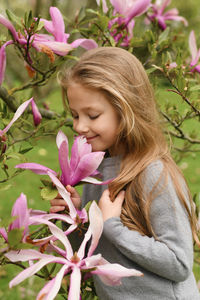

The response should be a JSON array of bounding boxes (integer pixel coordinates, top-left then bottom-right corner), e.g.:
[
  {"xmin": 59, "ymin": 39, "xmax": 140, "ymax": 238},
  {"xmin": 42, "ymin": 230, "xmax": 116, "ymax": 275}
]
[
  {"xmin": 89, "ymin": 115, "xmax": 100, "ymax": 120},
  {"xmin": 71, "ymin": 114, "xmax": 100, "ymax": 120}
]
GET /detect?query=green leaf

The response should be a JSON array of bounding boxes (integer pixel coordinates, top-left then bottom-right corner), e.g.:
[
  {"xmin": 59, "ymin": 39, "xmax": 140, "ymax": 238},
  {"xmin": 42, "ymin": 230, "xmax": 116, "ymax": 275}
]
[
  {"xmin": 36, "ymin": 20, "xmax": 44, "ymax": 32},
  {"xmin": 8, "ymin": 228, "xmax": 24, "ymax": 247},
  {"xmin": 86, "ymin": 9, "xmax": 99, "ymax": 16},
  {"xmin": 6, "ymin": 152, "xmax": 26, "ymax": 161},
  {"xmin": 146, "ymin": 67, "xmax": 157, "ymax": 74},
  {"xmin": 0, "ymin": 184, "xmax": 12, "ymax": 192},
  {"xmin": 84, "ymin": 201, "xmax": 93, "ymax": 213},
  {"xmin": 189, "ymin": 85, "xmax": 200, "ymax": 91},
  {"xmin": 41, "ymin": 186, "xmax": 58, "ymax": 201},
  {"xmin": 98, "ymin": 15, "xmax": 109, "ymax": 31},
  {"xmin": 0, "ymin": 216, "xmax": 17, "ymax": 228},
  {"xmin": 158, "ymin": 27, "xmax": 170, "ymax": 45},
  {"xmin": 19, "ymin": 147, "xmax": 33, "ymax": 154},
  {"xmin": 6, "ymin": 9, "xmax": 23, "ymax": 29},
  {"xmin": 40, "ymin": 179, "xmax": 53, "ymax": 187}
]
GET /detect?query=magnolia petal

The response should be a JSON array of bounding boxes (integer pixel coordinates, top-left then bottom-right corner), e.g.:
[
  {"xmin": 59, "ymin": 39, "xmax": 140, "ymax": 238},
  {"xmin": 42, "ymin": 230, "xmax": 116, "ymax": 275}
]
[
  {"xmin": 126, "ymin": 0, "xmax": 151, "ymax": 21},
  {"xmin": 59, "ymin": 141, "xmax": 71, "ymax": 186},
  {"xmin": 77, "ymin": 208, "xmax": 88, "ymax": 223},
  {"xmin": 77, "ymin": 227, "xmax": 92, "ymax": 260},
  {"xmin": 36, "ymin": 278, "xmax": 56, "ymax": 300},
  {"xmin": 71, "ymin": 152, "xmax": 105, "ymax": 186},
  {"xmin": 68, "ymin": 266, "xmax": 81, "ymax": 300},
  {"xmin": 0, "ymin": 41, "xmax": 13, "ymax": 85},
  {"xmin": 0, "ymin": 98, "xmax": 33, "ymax": 136},
  {"xmin": 40, "ymin": 19, "xmax": 54, "ymax": 36},
  {"xmin": 82, "ymin": 176, "xmax": 113, "ymax": 185},
  {"xmin": 91, "ymin": 263, "xmax": 143, "ymax": 286},
  {"xmin": 83, "ymin": 253, "xmax": 103, "ymax": 268},
  {"xmin": 96, "ymin": 0, "xmax": 108, "ymax": 13},
  {"xmin": 34, "ymin": 41, "xmax": 73, "ymax": 56},
  {"xmin": 9, "ymin": 193, "xmax": 29, "ymax": 237},
  {"xmin": 31, "ymin": 99, "xmax": 42, "ymax": 126},
  {"xmin": 8, "ymin": 257, "xmax": 59, "ymax": 288},
  {"xmin": 71, "ymin": 39, "xmax": 98, "ymax": 50},
  {"xmin": 49, "ymin": 7, "xmax": 66, "ymax": 42},
  {"xmin": 87, "ymin": 201, "xmax": 103, "ymax": 256},
  {"xmin": 194, "ymin": 64, "xmax": 200, "ymax": 73},
  {"xmin": 56, "ymin": 130, "xmax": 69, "ymax": 149},
  {"xmin": 159, "ymin": 0, "xmax": 171, "ymax": 15},
  {"xmin": 47, "ymin": 172, "xmax": 77, "ymax": 219},
  {"xmin": 45, "ymin": 215, "xmax": 73, "ymax": 260},
  {"xmin": 5, "ymin": 249, "xmax": 48, "ymax": 262},
  {"xmin": 0, "ymin": 227, "xmax": 8, "ymax": 242},
  {"xmin": 15, "ymin": 162, "xmax": 57, "ymax": 175},
  {"xmin": 0, "ymin": 14, "xmax": 18, "ymax": 40},
  {"xmin": 164, "ymin": 14, "xmax": 188, "ymax": 26},
  {"xmin": 110, "ymin": 0, "xmax": 150, "ymax": 19},
  {"xmin": 37, "ymin": 265, "xmax": 70, "ymax": 300},
  {"xmin": 39, "ymin": 213, "xmax": 74, "ymax": 225},
  {"xmin": 157, "ymin": 16, "xmax": 167, "ymax": 30},
  {"xmin": 70, "ymin": 136, "xmax": 91, "ymax": 171}
]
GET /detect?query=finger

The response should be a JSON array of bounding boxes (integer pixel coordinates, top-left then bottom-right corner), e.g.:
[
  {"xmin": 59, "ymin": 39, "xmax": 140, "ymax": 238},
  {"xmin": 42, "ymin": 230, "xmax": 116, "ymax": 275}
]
[
  {"xmin": 55, "ymin": 193, "xmax": 62, "ymax": 199},
  {"xmin": 102, "ymin": 189, "xmax": 110, "ymax": 197},
  {"xmin": 50, "ymin": 206, "xmax": 65, "ymax": 213},
  {"xmin": 66, "ymin": 185, "xmax": 78, "ymax": 196},
  {"xmin": 115, "ymin": 190, "xmax": 125, "ymax": 204},
  {"xmin": 50, "ymin": 199, "xmax": 68, "ymax": 206}
]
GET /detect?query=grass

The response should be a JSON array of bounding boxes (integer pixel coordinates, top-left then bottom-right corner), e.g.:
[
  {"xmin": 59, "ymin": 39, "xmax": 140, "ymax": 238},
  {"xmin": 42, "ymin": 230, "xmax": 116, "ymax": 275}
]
[{"xmin": 0, "ymin": 87, "xmax": 200, "ymax": 298}]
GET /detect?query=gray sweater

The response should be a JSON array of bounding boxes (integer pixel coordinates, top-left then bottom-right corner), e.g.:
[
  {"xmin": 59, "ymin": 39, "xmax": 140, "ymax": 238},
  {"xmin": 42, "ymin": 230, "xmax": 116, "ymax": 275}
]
[{"xmin": 82, "ymin": 157, "xmax": 200, "ymax": 300}]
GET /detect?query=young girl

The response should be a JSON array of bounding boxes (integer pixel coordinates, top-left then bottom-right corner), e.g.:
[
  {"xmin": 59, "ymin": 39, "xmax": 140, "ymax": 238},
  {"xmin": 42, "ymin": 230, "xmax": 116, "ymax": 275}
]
[{"xmin": 50, "ymin": 47, "xmax": 200, "ymax": 299}]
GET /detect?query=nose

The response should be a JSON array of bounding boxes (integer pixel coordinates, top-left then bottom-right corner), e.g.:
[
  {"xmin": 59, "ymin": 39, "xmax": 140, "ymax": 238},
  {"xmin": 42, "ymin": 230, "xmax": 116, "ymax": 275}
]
[{"xmin": 73, "ymin": 118, "xmax": 89, "ymax": 135}]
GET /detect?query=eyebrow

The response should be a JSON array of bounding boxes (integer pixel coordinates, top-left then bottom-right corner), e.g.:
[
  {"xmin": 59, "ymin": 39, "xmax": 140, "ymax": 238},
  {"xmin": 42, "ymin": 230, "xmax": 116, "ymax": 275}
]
[{"xmin": 69, "ymin": 106, "xmax": 101, "ymax": 113}]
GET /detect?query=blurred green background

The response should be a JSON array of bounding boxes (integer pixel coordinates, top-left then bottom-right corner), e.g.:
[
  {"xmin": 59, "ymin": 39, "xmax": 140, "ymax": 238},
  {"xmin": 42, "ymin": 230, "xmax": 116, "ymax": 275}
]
[{"xmin": 1, "ymin": 0, "xmax": 200, "ymax": 299}]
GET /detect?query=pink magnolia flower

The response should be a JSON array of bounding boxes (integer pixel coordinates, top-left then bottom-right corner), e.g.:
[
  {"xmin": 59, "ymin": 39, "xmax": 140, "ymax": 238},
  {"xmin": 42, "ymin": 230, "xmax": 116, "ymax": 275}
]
[
  {"xmin": 0, "ymin": 193, "xmax": 46, "ymax": 247},
  {"xmin": 188, "ymin": 30, "xmax": 200, "ymax": 73},
  {"xmin": 27, "ymin": 172, "xmax": 88, "ymax": 245},
  {"xmin": 0, "ymin": 97, "xmax": 41, "ymax": 137},
  {"xmin": 147, "ymin": 0, "xmax": 188, "ymax": 30},
  {"xmin": 0, "ymin": 190, "xmax": 81, "ymax": 248},
  {"xmin": 107, "ymin": 0, "xmax": 151, "ymax": 46},
  {"xmin": 6, "ymin": 201, "xmax": 143, "ymax": 300},
  {"xmin": 0, "ymin": 193, "xmax": 29, "ymax": 244},
  {"xmin": 16, "ymin": 130, "xmax": 110, "ymax": 186},
  {"xmin": 0, "ymin": 7, "xmax": 97, "ymax": 84},
  {"xmin": 34, "ymin": 6, "xmax": 98, "ymax": 56},
  {"xmin": 31, "ymin": 99, "xmax": 42, "ymax": 126}
]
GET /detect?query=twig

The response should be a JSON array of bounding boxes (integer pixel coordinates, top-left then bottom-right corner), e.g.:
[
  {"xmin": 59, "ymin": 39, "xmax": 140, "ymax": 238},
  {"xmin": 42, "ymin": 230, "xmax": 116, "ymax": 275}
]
[
  {"xmin": 0, "ymin": 86, "xmax": 60, "ymax": 119},
  {"xmin": 166, "ymin": 75, "xmax": 200, "ymax": 117},
  {"xmin": 161, "ymin": 111, "xmax": 200, "ymax": 144},
  {"xmin": 168, "ymin": 130, "xmax": 200, "ymax": 144},
  {"xmin": 93, "ymin": 22, "xmax": 113, "ymax": 46}
]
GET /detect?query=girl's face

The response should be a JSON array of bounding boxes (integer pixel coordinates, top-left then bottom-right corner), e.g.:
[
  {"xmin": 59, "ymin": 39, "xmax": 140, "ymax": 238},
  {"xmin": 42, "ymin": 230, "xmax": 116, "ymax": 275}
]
[{"xmin": 67, "ymin": 83, "xmax": 120, "ymax": 153}]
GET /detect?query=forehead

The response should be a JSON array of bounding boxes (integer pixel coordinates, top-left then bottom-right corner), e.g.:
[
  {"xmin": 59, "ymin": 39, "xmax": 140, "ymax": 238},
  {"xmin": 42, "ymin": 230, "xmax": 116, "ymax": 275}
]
[{"xmin": 67, "ymin": 83, "xmax": 110, "ymax": 110}]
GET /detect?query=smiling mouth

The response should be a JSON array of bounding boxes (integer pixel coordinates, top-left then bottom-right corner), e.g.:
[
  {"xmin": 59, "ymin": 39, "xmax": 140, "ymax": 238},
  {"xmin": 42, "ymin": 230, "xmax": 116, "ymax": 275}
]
[{"xmin": 86, "ymin": 135, "xmax": 98, "ymax": 141}]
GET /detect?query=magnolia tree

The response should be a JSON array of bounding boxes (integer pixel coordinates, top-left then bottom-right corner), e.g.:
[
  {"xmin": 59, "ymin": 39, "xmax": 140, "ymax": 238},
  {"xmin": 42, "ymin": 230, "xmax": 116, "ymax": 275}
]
[{"xmin": 0, "ymin": 0, "xmax": 200, "ymax": 298}]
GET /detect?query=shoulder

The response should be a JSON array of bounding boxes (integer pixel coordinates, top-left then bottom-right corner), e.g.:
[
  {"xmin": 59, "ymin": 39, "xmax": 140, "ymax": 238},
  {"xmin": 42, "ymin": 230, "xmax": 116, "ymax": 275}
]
[{"xmin": 142, "ymin": 159, "xmax": 166, "ymax": 194}]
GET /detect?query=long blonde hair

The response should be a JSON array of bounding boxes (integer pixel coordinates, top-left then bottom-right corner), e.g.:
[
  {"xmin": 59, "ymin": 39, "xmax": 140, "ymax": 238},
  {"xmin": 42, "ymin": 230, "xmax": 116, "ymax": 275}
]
[{"xmin": 59, "ymin": 47, "xmax": 199, "ymax": 245}]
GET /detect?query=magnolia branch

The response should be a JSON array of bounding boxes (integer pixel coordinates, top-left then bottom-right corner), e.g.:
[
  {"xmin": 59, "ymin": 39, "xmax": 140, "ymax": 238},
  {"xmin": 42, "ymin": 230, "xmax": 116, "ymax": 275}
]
[
  {"xmin": 0, "ymin": 87, "xmax": 60, "ymax": 119},
  {"xmin": 161, "ymin": 111, "xmax": 200, "ymax": 144},
  {"xmin": 166, "ymin": 75, "xmax": 200, "ymax": 117}
]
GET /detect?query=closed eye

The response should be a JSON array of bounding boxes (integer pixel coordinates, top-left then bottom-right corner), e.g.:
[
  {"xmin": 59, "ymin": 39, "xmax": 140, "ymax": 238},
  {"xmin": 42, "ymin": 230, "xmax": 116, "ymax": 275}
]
[{"xmin": 89, "ymin": 114, "xmax": 100, "ymax": 120}]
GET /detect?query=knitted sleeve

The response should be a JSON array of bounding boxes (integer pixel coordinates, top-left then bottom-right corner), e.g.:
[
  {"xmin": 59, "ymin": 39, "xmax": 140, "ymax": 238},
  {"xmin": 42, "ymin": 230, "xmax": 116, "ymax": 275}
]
[{"xmin": 102, "ymin": 160, "xmax": 194, "ymax": 282}]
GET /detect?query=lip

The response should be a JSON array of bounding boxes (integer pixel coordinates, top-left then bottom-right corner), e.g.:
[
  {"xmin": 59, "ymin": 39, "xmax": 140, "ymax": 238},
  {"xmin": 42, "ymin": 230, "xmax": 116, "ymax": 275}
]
[{"xmin": 86, "ymin": 135, "xmax": 98, "ymax": 141}]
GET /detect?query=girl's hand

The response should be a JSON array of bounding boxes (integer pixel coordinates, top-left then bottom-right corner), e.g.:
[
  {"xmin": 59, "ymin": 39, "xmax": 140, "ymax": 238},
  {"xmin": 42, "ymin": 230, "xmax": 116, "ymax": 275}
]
[
  {"xmin": 98, "ymin": 189, "xmax": 125, "ymax": 222},
  {"xmin": 50, "ymin": 185, "xmax": 81, "ymax": 213}
]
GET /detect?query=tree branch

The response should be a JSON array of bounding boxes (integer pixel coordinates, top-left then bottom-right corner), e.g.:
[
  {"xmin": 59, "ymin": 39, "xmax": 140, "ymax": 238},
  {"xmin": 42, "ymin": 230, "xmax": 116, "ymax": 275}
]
[{"xmin": 0, "ymin": 86, "xmax": 60, "ymax": 119}]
